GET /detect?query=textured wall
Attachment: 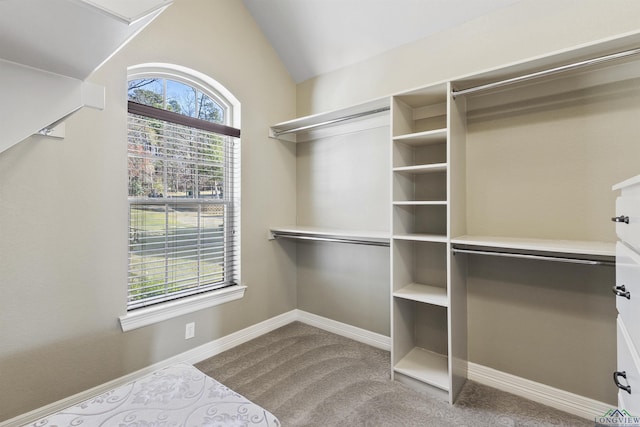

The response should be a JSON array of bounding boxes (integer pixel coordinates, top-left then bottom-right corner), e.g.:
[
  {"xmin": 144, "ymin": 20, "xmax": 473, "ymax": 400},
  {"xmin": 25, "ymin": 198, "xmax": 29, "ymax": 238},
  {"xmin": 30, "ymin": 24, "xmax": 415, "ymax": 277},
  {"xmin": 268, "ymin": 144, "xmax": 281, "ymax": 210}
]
[{"xmin": 0, "ymin": 0, "xmax": 297, "ymax": 421}]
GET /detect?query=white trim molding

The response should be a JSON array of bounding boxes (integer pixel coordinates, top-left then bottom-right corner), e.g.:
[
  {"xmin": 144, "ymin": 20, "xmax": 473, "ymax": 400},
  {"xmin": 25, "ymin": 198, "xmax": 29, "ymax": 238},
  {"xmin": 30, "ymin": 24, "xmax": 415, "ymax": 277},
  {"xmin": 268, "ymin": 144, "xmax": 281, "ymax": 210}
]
[
  {"xmin": 468, "ymin": 362, "xmax": 611, "ymax": 420},
  {"xmin": 119, "ymin": 285, "xmax": 247, "ymax": 332},
  {"xmin": 3, "ymin": 309, "xmax": 295, "ymax": 427},
  {"xmin": 3, "ymin": 310, "xmax": 608, "ymax": 426},
  {"xmin": 4, "ymin": 310, "xmax": 386, "ymax": 426},
  {"xmin": 294, "ymin": 309, "xmax": 391, "ymax": 351}
]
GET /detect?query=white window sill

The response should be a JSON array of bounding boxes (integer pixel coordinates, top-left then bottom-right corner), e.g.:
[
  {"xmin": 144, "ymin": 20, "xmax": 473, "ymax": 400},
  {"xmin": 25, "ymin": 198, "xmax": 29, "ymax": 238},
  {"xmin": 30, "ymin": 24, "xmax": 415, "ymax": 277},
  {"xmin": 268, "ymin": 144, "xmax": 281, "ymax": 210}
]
[{"xmin": 119, "ymin": 284, "xmax": 247, "ymax": 332}]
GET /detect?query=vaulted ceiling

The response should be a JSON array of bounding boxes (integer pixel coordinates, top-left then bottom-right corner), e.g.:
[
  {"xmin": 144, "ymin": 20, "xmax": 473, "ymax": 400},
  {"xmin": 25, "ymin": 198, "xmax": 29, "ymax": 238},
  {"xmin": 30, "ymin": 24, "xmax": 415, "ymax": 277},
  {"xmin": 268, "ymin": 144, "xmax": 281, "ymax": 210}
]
[{"xmin": 242, "ymin": 0, "xmax": 522, "ymax": 83}]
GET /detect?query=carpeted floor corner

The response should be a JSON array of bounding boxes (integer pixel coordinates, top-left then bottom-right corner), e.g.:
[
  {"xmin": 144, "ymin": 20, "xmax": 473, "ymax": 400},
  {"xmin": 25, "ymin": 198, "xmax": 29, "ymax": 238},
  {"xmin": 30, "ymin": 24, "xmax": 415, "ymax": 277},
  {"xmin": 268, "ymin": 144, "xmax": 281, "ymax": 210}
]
[{"xmin": 195, "ymin": 322, "xmax": 591, "ymax": 426}]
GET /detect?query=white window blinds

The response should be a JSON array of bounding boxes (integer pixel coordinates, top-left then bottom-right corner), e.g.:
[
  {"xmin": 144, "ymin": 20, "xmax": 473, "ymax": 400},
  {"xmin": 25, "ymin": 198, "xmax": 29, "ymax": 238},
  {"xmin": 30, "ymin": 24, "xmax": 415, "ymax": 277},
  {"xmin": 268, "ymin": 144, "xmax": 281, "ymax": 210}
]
[{"xmin": 127, "ymin": 107, "xmax": 240, "ymax": 310}]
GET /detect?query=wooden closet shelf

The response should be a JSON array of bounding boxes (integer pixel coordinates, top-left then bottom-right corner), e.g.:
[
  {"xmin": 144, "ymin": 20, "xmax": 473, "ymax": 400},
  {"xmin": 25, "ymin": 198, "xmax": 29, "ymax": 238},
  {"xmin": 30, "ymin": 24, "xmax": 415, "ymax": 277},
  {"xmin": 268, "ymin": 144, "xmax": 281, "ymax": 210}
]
[
  {"xmin": 270, "ymin": 226, "xmax": 390, "ymax": 246},
  {"xmin": 394, "ymin": 233, "xmax": 448, "ymax": 243},
  {"xmin": 393, "ymin": 128, "xmax": 447, "ymax": 146},
  {"xmin": 269, "ymin": 97, "xmax": 390, "ymax": 141},
  {"xmin": 394, "ymin": 348, "xmax": 449, "ymax": 391},
  {"xmin": 393, "ymin": 283, "xmax": 448, "ymax": 307},
  {"xmin": 451, "ymin": 235, "xmax": 615, "ymax": 262},
  {"xmin": 393, "ymin": 163, "xmax": 447, "ymax": 174},
  {"xmin": 393, "ymin": 201, "xmax": 447, "ymax": 206}
]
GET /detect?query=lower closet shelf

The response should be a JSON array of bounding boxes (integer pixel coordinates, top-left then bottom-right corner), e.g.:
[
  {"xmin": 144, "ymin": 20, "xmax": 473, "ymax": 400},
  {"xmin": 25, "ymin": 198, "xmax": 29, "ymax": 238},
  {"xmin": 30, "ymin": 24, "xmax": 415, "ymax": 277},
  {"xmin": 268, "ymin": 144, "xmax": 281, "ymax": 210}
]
[
  {"xmin": 270, "ymin": 226, "xmax": 390, "ymax": 246},
  {"xmin": 451, "ymin": 235, "xmax": 615, "ymax": 258},
  {"xmin": 393, "ymin": 283, "xmax": 448, "ymax": 307},
  {"xmin": 395, "ymin": 347, "xmax": 449, "ymax": 391}
]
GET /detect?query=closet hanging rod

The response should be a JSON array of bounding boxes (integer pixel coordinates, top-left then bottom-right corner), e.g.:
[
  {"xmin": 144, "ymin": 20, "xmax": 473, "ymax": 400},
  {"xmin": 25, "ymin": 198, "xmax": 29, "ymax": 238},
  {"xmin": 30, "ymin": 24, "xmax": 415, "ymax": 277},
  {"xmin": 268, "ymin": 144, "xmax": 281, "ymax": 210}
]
[
  {"xmin": 272, "ymin": 106, "xmax": 390, "ymax": 137},
  {"xmin": 452, "ymin": 247, "xmax": 614, "ymax": 266},
  {"xmin": 451, "ymin": 46, "xmax": 640, "ymax": 98},
  {"xmin": 272, "ymin": 232, "xmax": 390, "ymax": 247}
]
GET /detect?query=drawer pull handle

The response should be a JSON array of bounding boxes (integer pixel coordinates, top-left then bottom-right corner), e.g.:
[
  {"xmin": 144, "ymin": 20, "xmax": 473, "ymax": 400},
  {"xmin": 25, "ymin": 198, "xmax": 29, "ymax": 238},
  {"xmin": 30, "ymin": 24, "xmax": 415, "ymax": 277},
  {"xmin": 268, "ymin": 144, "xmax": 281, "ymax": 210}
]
[
  {"xmin": 613, "ymin": 285, "xmax": 631, "ymax": 299},
  {"xmin": 612, "ymin": 215, "xmax": 630, "ymax": 224},
  {"xmin": 614, "ymin": 371, "xmax": 632, "ymax": 394}
]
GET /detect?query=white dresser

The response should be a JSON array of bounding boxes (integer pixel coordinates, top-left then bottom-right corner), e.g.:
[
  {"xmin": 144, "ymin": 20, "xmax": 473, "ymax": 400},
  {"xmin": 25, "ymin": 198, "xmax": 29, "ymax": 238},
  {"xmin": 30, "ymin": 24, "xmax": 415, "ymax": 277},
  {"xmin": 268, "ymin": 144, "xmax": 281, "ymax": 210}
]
[{"xmin": 613, "ymin": 175, "xmax": 640, "ymax": 414}]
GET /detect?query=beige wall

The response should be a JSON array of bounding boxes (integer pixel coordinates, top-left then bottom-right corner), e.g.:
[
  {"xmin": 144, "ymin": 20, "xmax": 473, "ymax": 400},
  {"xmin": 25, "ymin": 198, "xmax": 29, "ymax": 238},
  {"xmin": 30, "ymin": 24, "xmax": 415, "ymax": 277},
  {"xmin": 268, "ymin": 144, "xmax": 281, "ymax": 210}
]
[
  {"xmin": 0, "ymin": 0, "xmax": 297, "ymax": 421},
  {"xmin": 294, "ymin": 124, "xmax": 391, "ymax": 335},
  {"xmin": 297, "ymin": 0, "xmax": 640, "ymax": 116}
]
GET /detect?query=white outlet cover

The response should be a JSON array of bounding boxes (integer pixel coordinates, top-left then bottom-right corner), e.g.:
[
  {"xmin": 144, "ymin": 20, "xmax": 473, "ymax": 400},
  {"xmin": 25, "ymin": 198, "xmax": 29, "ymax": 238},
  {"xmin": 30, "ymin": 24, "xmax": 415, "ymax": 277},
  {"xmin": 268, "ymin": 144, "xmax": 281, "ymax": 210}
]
[{"xmin": 185, "ymin": 322, "xmax": 195, "ymax": 339}]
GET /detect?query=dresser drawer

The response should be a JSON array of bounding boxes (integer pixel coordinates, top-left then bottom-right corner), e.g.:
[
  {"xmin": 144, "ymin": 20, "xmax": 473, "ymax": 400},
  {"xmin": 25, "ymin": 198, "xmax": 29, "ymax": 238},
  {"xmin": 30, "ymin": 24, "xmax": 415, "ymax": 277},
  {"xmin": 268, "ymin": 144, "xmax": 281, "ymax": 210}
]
[
  {"xmin": 616, "ymin": 196, "xmax": 640, "ymax": 251},
  {"xmin": 617, "ymin": 317, "xmax": 640, "ymax": 414},
  {"xmin": 616, "ymin": 242, "xmax": 640, "ymax": 351}
]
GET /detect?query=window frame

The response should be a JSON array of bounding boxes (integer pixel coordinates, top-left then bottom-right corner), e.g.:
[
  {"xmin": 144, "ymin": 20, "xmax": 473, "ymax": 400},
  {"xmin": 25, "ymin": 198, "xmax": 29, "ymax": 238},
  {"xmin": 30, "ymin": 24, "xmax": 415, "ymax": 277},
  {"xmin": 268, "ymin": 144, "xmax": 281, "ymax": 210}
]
[{"xmin": 119, "ymin": 64, "xmax": 243, "ymax": 332}]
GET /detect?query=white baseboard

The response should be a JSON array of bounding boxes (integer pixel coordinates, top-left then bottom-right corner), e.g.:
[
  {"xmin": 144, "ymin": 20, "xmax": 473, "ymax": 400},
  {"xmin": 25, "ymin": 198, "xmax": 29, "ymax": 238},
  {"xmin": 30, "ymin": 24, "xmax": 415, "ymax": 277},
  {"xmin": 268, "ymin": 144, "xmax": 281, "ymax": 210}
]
[
  {"xmin": 294, "ymin": 309, "xmax": 391, "ymax": 351},
  {"xmin": 2, "ymin": 310, "xmax": 389, "ymax": 427},
  {"xmin": 468, "ymin": 362, "xmax": 611, "ymax": 420},
  {"xmin": 3, "ymin": 310, "xmax": 608, "ymax": 426},
  {"xmin": 1, "ymin": 310, "xmax": 299, "ymax": 427},
  {"xmin": 180, "ymin": 310, "xmax": 299, "ymax": 364}
]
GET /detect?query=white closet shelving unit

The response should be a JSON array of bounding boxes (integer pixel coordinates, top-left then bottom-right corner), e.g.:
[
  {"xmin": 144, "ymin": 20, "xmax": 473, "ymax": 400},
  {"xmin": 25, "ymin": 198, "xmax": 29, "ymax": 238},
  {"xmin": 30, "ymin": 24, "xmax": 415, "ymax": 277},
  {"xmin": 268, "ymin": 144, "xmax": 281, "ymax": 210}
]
[
  {"xmin": 390, "ymin": 82, "xmax": 467, "ymax": 402},
  {"xmin": 269, "ymin": 30, "xmax": 640, "ymax": 408}
]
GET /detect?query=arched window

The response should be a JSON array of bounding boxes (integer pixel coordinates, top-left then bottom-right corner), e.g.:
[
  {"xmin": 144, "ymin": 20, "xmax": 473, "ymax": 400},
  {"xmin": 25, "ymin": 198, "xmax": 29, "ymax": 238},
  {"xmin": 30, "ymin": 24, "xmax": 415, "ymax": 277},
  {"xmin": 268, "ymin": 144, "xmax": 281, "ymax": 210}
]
[
  {"xmin": 127, "ymin": 74, "xmax": 228, "ymax": 124},
  {"xmin": 123, "ymin": 64, "xmax": 241, "ymax": 320}
]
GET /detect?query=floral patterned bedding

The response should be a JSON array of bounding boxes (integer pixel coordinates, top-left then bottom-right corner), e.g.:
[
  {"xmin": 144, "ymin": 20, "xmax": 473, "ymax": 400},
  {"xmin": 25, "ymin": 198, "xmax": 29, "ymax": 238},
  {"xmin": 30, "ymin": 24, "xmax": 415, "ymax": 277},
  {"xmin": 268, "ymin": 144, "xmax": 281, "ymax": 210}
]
[{"xmin": 30, "ymin": 363, "xmax": 280, "ymax": 426}]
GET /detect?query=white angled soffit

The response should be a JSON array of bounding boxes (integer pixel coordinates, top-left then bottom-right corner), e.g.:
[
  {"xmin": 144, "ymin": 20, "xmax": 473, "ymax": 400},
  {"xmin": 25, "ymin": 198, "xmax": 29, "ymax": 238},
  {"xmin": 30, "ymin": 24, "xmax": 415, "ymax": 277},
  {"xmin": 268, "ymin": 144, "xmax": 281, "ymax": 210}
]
[
  {"xmin": 0, "ymin": 59, "xmax": 105, "ymax": 153},
  {"xmin": 0, "ymin": 0, "xmax": 172, "ymax": 154}
]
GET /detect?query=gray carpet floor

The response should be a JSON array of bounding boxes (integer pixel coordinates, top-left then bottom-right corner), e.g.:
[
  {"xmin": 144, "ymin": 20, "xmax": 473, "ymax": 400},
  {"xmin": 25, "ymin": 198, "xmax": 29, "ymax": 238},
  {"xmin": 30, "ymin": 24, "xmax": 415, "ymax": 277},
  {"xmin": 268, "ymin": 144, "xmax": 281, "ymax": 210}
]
[{"xmin": 195, "ymin": 322, "xmax": 592, "ymax": 426}]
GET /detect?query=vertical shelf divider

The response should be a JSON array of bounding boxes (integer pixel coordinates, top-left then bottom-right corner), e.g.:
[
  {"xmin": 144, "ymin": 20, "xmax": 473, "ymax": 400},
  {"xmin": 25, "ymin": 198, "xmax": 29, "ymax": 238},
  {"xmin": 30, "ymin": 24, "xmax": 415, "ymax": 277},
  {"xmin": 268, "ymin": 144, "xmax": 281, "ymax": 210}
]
[{"xmin": 447, "ymin": 81, "xmax": 469, "ymax": 403}]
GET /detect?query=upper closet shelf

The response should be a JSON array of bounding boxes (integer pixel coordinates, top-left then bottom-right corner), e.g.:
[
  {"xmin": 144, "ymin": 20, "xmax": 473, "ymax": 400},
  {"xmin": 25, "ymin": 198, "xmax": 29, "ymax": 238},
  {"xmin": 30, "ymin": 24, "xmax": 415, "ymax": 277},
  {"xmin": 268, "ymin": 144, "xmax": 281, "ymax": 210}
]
[
  {"xmin": 613, "ymin": 174, "xmax": 640, "ymax": 191},
  {"xmin": 450, "ymin": 33, "xmax": 640, "ymax": 116},
  {"xmin": 451, "ymin": 235, "xmax": 615, "ymax": 264},
  {"xmin": 269, "ymin": 226, "xmax": 390, "ymax": 247},
  {"xmin": 269, "ymin": 97, "xmax": 390, "ymax": 143}
]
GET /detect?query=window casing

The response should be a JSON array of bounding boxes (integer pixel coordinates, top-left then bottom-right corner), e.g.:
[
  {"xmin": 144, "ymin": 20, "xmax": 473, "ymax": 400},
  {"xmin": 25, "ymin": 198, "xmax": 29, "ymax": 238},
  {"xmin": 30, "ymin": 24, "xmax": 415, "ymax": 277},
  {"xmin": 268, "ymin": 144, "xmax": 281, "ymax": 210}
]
[{"xmin": 125, "ymin": 66, "xmax": 240, "ymax": 314}]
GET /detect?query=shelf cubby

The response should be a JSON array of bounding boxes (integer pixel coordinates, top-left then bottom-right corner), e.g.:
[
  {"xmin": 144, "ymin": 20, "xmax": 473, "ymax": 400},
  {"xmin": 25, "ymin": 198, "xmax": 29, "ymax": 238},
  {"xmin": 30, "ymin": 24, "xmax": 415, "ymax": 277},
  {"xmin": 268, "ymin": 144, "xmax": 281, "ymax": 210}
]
[
  {"xmin": 393, "ymin": 299, "xmax": 449, "ymax": 390},
  {"xmin": 393, "ymin": 203, "xmax": 447, "ymax": 237},
  {"xmin": 392, "ymin": 83, "xmax": 449, "ymax": 137},
  {"xmin": 394, "ymin": 347, "xmax": 449, "ymax": 391},
  {"xmin": 392, "ymin": 132, "xmax": 447, "ymax": 169},
  {"xmin": 393, "ymin": 169, "xmax": 447, "ymax": 203},
  {"xmin": 392, "ymin": 239, "xmax": 448, "ymax": 292}
]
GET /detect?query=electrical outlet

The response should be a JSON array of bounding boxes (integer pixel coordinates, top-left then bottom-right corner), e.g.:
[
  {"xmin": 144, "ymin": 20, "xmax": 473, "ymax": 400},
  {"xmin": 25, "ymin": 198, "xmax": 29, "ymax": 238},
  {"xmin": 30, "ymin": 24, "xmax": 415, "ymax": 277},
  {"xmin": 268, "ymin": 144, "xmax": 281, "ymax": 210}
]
[{"xmin": 185, "ymin": 322, "xmax": 195, "ymax": 339}]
